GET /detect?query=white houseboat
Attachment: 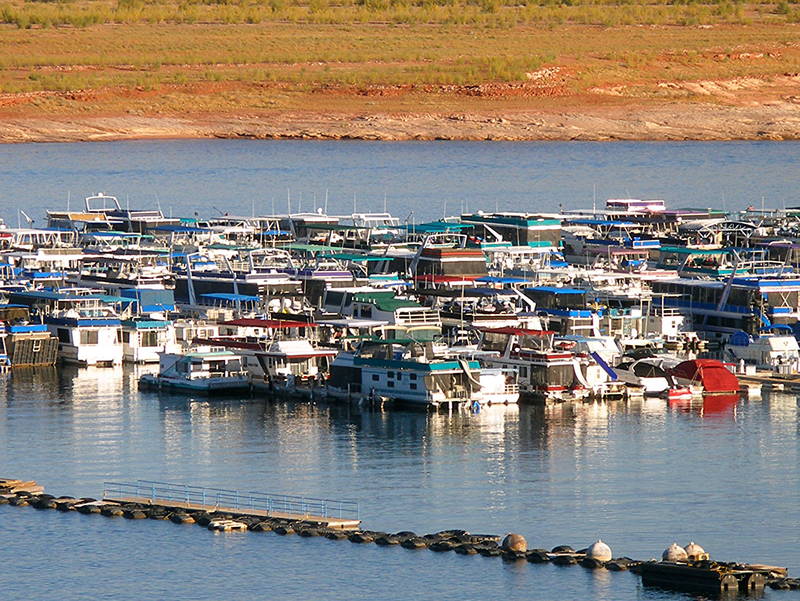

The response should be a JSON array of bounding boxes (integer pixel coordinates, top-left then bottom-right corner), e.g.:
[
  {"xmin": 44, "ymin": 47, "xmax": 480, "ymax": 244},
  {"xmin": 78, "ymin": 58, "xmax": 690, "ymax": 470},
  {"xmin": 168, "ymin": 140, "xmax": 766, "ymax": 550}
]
[{"xmin": 139, "ymin": 351, "xmax": 250, "ymax": 393}]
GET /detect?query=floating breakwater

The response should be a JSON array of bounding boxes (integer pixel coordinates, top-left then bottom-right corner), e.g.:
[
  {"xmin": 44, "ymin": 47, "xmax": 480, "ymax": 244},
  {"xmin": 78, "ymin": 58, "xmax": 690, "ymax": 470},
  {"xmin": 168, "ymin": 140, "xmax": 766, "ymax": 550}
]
[{"xmin": 3, "ymin": 479, "xmax": 800, "ymax": 595}]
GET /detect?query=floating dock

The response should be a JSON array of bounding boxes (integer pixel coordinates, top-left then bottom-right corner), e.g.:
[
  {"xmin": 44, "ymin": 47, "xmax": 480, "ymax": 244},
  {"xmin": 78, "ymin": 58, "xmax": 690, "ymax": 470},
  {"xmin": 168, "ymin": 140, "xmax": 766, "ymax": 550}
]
[
  {"xmin": 102, "ymin": 480, "xmax": 361, "ymax": 530},
  {"xmin": 4, "ymin": 477, "xmax": 800, "ymax": 595},
  {"xmin": 738, "ymin": 372, "xmax": 800, "ymax": 393},
  {"xmin": 639, "ymin": 560, "xmax": 781, "ymax": 594}
]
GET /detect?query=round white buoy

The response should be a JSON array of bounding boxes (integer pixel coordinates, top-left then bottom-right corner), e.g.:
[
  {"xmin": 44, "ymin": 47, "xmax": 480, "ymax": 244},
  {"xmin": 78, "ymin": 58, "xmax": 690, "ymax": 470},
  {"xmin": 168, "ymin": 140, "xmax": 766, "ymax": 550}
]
[
  {"xmin": 684, "ymin": 541, "xmax": 707, "ymax": 560},
  {"xmin": 586, "ymin": 540, "xmax": 613, "ymax": 562},
  {"xmin": 502, "ymin": 533, "xmax": 527, "ymax": 553},
  {"xmin": 663, "ymin": 543, "xmax": 688, "ymax": 562}
]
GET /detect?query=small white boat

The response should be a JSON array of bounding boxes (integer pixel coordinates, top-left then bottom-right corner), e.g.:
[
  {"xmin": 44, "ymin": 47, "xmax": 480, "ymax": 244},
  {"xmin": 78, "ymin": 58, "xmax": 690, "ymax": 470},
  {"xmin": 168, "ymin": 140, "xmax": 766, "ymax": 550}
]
[
  {"xmin": 139, "ymin": 350, "xmax": 250, "ymax": 393},
  {"xmin": 208, "ymin": 519, "xmax": 248, "ymax": 532}
]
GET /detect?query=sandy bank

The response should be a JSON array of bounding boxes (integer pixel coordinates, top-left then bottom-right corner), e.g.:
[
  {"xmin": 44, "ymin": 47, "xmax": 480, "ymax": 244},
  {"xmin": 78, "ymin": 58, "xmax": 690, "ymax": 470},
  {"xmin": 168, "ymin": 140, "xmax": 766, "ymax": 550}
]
[{"xmin": 2, "ymin": 101, "xmax": 799, "ymax": 144}]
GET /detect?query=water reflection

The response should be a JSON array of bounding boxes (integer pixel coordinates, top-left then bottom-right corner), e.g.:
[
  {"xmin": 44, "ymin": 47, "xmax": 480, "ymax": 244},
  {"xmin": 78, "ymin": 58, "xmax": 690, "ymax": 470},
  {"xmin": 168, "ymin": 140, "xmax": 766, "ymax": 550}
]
[
  {"xmin": 2, "ymin": 365, "xmax": 800, "ymax": 575},
  {"xmin": 666, "ymin": 394, "xmax": 739, "ymax": 420}
]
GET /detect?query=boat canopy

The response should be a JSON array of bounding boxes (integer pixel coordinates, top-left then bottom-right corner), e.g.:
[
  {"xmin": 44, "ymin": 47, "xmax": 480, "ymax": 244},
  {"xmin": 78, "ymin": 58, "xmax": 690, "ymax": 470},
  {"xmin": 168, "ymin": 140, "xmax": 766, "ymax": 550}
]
[
  {"xmin": 220, "ymin": 318, "xmax": 316, "ymax": 328},
  {"xmin": 670, "ymin": 359, "xmax": 739, "ymax": 394},
  {"xmin": 198, "ymin": 293, "xmax": 260, "ymax": 302}
]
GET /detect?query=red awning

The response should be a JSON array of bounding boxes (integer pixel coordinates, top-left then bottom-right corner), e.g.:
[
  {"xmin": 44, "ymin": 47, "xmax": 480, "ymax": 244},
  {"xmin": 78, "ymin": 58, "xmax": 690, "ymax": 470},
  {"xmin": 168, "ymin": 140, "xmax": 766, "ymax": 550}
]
[
  {"xmin": 413, "ymin": 274, "xmax": 483, "ymax": 283},
  {"xmin": 220, "ymin": 319, "xmax": 316, "ymax": 328}
]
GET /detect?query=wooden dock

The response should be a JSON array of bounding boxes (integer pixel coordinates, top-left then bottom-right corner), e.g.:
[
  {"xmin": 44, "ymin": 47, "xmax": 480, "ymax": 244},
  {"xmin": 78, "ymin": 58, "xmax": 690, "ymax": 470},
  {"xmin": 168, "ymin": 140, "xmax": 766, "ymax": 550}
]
[
  {"xmin": 102, "ymin": 494, "xmax": 361, "ymax": 529},
  {"xmin": 103, "ymin": 480, "xmax": 361, "ymax": 530},
  {"xmin": 738, "ymin": 372, "xmax": 800, "ymax": 393}
]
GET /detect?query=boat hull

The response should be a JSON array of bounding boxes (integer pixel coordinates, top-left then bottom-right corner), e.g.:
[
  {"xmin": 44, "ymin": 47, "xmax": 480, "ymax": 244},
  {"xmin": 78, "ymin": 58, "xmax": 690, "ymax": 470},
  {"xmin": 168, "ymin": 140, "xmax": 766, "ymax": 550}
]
[{"xmin": 139, "ymin": 374, "xmax": 251, "ymax": 394}]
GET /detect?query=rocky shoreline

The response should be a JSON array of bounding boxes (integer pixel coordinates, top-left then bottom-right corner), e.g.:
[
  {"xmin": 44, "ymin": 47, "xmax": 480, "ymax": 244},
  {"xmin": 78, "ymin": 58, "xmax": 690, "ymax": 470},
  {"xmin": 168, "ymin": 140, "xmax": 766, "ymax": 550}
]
[{"xmin": 2, "ymin": 101, "xmax": 800, "ymax": 143}]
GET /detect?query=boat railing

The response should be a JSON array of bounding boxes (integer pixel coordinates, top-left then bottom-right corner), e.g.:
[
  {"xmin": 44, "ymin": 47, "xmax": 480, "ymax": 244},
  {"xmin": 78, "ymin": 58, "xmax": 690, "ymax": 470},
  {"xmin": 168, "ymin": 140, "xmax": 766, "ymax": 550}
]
[{"xmin": 103, "ymin": 480, "xmax": 359, "ymax": 520}]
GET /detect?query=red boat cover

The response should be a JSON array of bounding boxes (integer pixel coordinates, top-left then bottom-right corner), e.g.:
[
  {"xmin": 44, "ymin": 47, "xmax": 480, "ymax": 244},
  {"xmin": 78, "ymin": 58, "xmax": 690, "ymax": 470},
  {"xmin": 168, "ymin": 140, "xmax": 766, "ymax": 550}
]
[{"xmin": 669, "ymin": 359, "xmax": 739, "ymax": 393}]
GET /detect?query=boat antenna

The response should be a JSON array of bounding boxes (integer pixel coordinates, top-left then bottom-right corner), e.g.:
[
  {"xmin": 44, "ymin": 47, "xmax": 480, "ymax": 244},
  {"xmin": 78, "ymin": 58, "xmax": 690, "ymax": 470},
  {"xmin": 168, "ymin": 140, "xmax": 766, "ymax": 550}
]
[
  {"xmin": 324, "ymin": 189, "xmax": 329, "ymax": 214},
  {"xmin": 271, "ymin": 196, "xmax": 275, "ymax": 216},
  {"xmin": 442, "ymin": 199, "xmax": 447, "ymax": 220},
  {"xmin": 212, "ymin": 205, "xmax": 224, "ymax": 216},
  {"xmin": 67, "ymin": 190, "xmax": 70, "ymax": 212},
  {"xmin": 298, "ymin": 191, "xmax": 302, "ymax": 214},
  {"xmin": 593, "ymin": 183, "xmax": 597, "ymax": 214},
  {"xmin": 287, "ymin": 188, "xmax": 291, "ymax": 215},
  {"xmin": 353, "ymin": 192, "xmax": 357, "ymax": 215},
  {"xmin": 383, "ymin": 192, "xmax": 387, "ymax": 214}
]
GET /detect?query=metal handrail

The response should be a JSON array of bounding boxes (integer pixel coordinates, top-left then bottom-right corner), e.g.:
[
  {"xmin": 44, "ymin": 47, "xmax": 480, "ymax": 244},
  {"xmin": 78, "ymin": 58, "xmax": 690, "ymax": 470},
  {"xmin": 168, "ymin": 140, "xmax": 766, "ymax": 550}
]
[{"xmin": 102, "ymin": 480, "xmax": 359, "ymax": 520}]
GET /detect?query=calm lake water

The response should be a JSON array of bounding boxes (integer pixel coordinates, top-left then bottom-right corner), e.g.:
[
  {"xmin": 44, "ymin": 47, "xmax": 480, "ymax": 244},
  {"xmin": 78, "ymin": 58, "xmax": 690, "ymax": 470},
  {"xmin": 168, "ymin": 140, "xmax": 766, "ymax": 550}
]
[
  {"xmin": 1, "ymin": 140, "xmax": 800, "ymax": 600},
  {"xmin": 0, "ymin": 139, "xmax": 799, "ymax": 222}
]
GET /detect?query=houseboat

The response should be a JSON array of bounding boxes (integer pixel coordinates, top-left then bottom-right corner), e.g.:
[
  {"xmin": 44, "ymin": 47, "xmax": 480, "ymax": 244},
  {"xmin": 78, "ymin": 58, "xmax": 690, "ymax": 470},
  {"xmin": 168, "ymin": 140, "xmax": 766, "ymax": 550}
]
[
  {"xmin": 121, "ymin": 318, "xmax": 180, "ymax": 364},
  {"xmin": 477, "ymin": 326, "xmax": 615, "ymax": 404},
  {"xmin": 9, "ymin": 290, "xmax": 123, "ymax": 366},
  {"xmin": 326, "ymin": 338, "xmax": 484, "ymax": 408},
  {"xmin": 139, "ymin": 350, "xmax": 250, "ymax": 393}
]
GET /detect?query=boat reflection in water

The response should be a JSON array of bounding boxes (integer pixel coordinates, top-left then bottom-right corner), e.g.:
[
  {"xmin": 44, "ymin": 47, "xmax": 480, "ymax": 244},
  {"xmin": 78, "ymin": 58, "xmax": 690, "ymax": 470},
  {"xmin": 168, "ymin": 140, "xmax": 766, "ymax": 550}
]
[{"xmin": 667, "ymin": 393, "xmax": 740, "ymax": 419}]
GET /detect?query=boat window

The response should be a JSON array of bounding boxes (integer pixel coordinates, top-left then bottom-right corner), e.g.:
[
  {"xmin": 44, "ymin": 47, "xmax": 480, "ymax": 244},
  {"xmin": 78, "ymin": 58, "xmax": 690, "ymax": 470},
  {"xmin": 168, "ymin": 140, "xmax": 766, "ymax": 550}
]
[
  {"xmin": 122, "ymin": 331, "xmax": 130, "ymax": 344},
  {"xmin": 57, "ymin": 329, "xmax": 71, "ymax": 343},
  {"xmin": 372, "ymin": 374, "xmax": 379, "ymax": 381},
  {"xmin": 388, "ymin": 371, "xmax": 394, "ymax": 378},
  {"xmin": 410, "ymin": 383, "xmax": 417, "ymax": 390},
  {"xmin": 396, "ymin": 373, "xmax": 402, "ymax": 381},
  {"xmin": 410, "ymin": 373, "xmax": 417, "ymax": 380},
  {"xmin": 80, "ymin": 330, "xmax": 99, "ymax": 345},
  {"xmin": 141, "ymin": 331, "xmax": 159, "ymax": 347}
]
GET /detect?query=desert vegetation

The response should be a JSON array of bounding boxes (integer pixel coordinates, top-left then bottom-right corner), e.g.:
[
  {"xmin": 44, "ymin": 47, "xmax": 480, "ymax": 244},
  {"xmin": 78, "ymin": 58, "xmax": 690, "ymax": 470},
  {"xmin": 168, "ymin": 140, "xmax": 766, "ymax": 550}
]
[{"xmin": 0, "ymin": 0, "xmax": 799, "ymax": 140}]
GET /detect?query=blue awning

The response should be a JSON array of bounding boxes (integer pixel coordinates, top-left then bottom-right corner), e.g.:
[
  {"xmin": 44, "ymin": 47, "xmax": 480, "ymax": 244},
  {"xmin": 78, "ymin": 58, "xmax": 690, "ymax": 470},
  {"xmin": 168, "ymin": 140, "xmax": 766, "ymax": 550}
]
[
  {"xmin": 199, "ymin": 293, "xmax": 260, "ymax": 302},
  {"xmin": 527, "ymin": 286, "xmax": 586, "ymax": 295}
]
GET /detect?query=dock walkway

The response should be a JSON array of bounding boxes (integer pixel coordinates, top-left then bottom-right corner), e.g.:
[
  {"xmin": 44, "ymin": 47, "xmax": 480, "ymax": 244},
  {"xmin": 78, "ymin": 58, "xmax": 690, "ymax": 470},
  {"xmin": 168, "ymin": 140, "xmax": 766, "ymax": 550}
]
[
  {"xmin": 103, "ymin": 480, "xmax": 361, "ymax": 530},
  {"xmin": 738, "ymin": 372, "xmax": 800, "ymax": 393}
]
